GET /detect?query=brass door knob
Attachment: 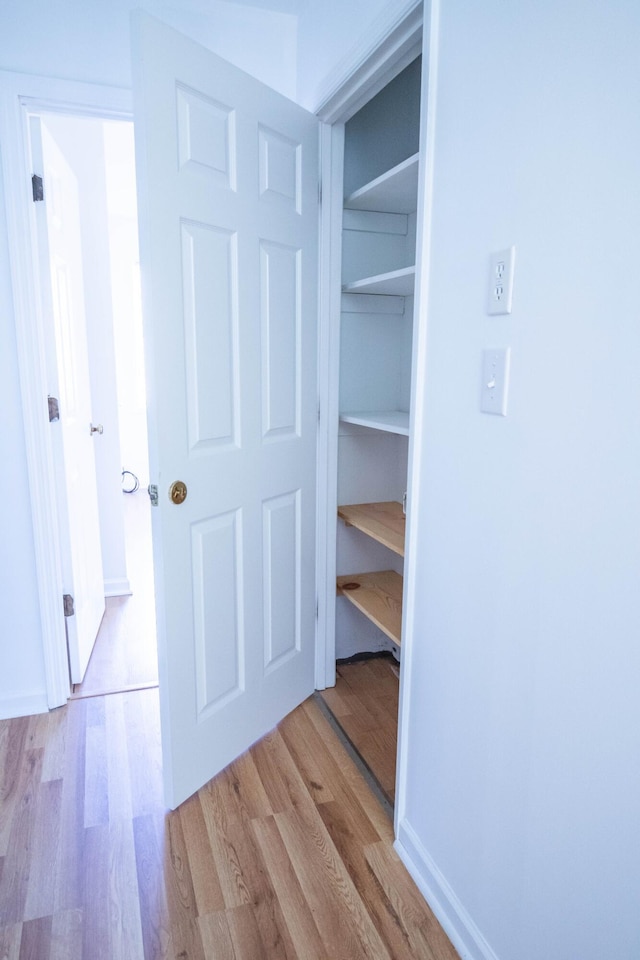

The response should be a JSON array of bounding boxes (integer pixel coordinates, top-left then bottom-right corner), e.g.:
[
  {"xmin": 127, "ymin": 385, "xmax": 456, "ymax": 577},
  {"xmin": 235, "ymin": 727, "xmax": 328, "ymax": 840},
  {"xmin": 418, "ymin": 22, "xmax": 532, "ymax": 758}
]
[{"xmin": 169, "ymin": 480, "xmax": 187, "ymax": 505}]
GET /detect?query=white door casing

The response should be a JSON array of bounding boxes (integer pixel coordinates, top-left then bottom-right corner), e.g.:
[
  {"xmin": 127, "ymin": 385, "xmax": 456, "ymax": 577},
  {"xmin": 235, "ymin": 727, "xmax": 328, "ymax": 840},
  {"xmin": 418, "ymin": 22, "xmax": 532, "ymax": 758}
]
[
  {"xmin": 132, "ymin": 13, "xmax": 319, "ymax": 808},
  {"xmin": 32, "ymin": 117, "xmax": 105, "ymax": 684},
  {"xmin": 0, "ymin": 73, "xmax": 131, "ymax": 710}
]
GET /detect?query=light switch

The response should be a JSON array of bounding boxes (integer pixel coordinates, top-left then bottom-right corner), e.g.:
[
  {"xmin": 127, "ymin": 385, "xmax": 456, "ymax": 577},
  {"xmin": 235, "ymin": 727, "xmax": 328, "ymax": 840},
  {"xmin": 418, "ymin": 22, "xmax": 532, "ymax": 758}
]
[
  {"xmin": 487, "ymin": 246, "xmax": 515, "ymax": 315},
  {"xmin": 481, "ymin": 348, "xmax": 510, "ymax": 416}
]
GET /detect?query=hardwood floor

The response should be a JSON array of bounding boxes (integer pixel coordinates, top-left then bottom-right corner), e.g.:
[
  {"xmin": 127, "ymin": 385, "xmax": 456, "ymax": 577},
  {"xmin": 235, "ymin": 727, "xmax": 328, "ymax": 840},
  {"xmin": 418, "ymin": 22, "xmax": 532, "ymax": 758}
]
[
  {"xmin": 0, "ymin": 687, "xmax": 458, "ymax": 959},
  {"xmin": 320, "ymin": 656, "xmax": 400, "ymax": 805}
]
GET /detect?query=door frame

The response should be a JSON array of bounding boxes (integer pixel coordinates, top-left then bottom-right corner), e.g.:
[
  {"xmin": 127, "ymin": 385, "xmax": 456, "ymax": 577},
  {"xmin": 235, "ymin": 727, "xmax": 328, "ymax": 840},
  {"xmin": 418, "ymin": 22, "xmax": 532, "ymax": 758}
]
[
  {"xmin": 313, "ymin": 0, "xmax": 423, "ymax": 690},
  {"xmin": 0, "ymin": 72, "xmax": 132, "ymax": 708},
  {"xmin": 313, "ymin": 0, "xmax": 437, "ymax": 856}
]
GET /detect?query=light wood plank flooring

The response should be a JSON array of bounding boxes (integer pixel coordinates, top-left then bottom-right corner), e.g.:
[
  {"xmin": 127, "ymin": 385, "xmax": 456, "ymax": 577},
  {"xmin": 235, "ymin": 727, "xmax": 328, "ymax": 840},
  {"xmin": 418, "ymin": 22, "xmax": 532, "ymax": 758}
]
[
  {"xmin": 320, "ymin": 656, "xmax": 399, "ymax": 805},
  {"xmin": 0, "ymin": 687, "xmax": 458, "ymax": 960}
]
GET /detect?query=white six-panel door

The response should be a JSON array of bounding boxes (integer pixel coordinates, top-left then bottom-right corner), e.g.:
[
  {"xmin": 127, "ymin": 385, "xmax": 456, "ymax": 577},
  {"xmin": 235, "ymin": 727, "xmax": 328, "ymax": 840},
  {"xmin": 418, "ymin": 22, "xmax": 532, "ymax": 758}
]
[{"xmin": 132, "ymin": 13, "xmax": 319, "ymax": 808}]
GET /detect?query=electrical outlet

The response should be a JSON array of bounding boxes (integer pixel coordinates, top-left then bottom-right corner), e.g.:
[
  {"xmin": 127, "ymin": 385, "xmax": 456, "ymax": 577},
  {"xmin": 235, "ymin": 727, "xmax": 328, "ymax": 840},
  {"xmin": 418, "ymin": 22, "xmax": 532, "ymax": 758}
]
[{"xmin": 487, "ymin": 246, "xmax": 515, "ymax": 315}]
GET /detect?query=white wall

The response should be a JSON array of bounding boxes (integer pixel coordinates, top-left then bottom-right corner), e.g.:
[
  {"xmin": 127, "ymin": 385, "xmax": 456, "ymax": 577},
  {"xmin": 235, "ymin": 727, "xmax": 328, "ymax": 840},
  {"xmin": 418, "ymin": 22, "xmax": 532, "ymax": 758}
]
[
  {"xmin": 399, "ymin": 2, "xmax": 640, "ymax": 958},
  {"xmin": 0, "ymin": 0, "xmax": 297, "ymax": 97},
  {"xmin": 104, "ymin": 120, "xmax": 150, "ymax": 491}
]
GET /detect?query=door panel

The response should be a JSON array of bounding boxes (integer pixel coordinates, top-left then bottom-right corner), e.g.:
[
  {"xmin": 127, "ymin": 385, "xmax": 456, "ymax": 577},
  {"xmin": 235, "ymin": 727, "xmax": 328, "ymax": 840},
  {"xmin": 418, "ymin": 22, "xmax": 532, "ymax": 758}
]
[
  {"xmin": 132, "ymin": 12, "xmax": 319, "ymax": 808},
  {"xmin": 263, "ymin": 490, "xmax": 300, "ymax": 669},
  {"xmin": 176, "ymin": 85, "xmax": 235, "ymax": 186},
  {"xmin": 260, "ymin": 240, "xmax": 301, "ymax": 438},
  {"xmin": 258, "ymin": 125, "xmax": 301, "ymax": 210},
  {"xmin": 181, "ymin": 221, "xmax": 239, "ymax": 450},
  {"xmin": 192, "ymin": 510, "xmax": 244, "ymax": 716}
]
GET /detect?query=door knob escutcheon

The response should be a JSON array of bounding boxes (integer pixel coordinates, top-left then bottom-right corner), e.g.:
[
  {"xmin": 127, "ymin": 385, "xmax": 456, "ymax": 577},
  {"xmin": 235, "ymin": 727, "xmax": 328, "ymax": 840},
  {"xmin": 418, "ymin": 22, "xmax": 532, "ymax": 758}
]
[{"xmin": 169, "ymin": 480, "xmax": 187, "ymax": 505}]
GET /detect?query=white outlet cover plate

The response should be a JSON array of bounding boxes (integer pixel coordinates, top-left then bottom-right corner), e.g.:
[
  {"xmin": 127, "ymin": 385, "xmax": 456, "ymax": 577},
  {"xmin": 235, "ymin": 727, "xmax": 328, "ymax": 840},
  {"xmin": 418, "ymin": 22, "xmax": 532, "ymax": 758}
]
[
  {"xmin": 481, "ymin": 347, "xmax": 510, "ymax": 416},
  {"xmin": 487, "ymin": 246, "xmax": 515, "ymax": 315}
]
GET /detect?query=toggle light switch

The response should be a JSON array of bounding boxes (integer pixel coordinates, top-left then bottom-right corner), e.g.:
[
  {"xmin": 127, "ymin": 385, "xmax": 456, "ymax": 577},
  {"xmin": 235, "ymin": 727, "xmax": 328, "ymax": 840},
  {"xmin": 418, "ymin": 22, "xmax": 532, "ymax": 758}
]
[{"xmin": 481, "ymin": 348, "xmax": 510, "ymax": 416}]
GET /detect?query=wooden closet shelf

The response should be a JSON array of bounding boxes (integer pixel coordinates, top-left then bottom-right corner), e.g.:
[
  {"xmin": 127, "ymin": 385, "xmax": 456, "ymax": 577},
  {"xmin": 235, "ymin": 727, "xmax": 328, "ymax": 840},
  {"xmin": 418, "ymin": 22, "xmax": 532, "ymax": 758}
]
[
  {"xmin": 338, "ymin": 501, "xmax": 405, "ymax": 556},
  {"xmin": 337, "ymin": 570, "xmax": 403, "ymax": 646}
]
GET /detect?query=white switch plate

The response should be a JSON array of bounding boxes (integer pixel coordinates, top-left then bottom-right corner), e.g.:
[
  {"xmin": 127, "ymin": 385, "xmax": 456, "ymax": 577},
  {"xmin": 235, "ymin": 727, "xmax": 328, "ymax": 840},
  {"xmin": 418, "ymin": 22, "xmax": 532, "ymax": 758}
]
[
  {"xmin": 487, "ymin": 246, "xmax": 515, "ymax": 315},
  {"xmin": 481, "ymin": 348, "xmax": 510, "ymax": 416}
]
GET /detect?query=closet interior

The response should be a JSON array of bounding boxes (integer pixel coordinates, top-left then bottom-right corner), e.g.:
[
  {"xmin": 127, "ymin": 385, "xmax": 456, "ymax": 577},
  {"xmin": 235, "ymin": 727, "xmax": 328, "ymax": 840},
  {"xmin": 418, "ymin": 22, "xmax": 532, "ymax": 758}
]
[{"xmin": 320, "ymin": 56, "xmax": 423, "ymax": 806}]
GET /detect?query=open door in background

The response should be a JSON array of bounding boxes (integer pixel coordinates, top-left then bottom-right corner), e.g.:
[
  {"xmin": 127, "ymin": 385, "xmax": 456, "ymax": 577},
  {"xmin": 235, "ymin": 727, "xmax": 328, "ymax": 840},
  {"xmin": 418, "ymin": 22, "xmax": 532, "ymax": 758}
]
[
  {"xmin": 132, "ymin": 13, "xmax": 319, "ymax": 808},
  {"xmin": 30, "ymin": 116, "xmax": 105, "ymax": 683}
]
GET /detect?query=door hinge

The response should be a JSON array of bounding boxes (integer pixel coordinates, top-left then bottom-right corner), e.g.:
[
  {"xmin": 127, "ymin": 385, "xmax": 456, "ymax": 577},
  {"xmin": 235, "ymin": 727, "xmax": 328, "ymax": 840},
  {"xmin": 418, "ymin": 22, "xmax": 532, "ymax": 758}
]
[
  {"xmin": 148, "ymin": 484, "xmax": 159, "ymax": 507},
  {"xmin": 63, "ymin": 594, "xmax": 75, "ymax": 617},
  {"xmin": 32, "ymin": 174, "xmax": 44, "ymax": 202},
  {"xmin": 48, "ymin": 396, "xmax": 60, "ymax": 422}
]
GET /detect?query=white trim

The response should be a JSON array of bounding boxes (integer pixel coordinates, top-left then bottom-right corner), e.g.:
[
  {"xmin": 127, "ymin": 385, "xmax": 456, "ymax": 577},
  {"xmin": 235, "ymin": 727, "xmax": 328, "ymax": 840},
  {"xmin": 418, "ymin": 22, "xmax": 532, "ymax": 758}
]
[
  {"xmin": 396, "ymin": 821, "xmax": 501, "ymax": 960},
  {"xmin": 0, "ymin": 71, "xmax": 132, "ymax": 710},
  {"xmin": 313, "ymin": 0, "xmax": 423, "ymax": 123},
  {"xmin": 104, "ymin": 578, "xmax": 132, "ymax": 598},
  {"xmin": 0, "ymin": 83, "xmax": 68, "ymax": 709},
  {"xmin": 390, "ymin": 7, "xmax": 489, "ymax": 954},
  {"xmin": 314, "ymin": 121, "xmax": 344, "ymax": 690},
  {"xmin": 394, "ymin": 0, "xmax": 438, "ymax": 834},
  {"xmin": 0, "ymin": 693, "xmax": 50, "ymax": 721}
]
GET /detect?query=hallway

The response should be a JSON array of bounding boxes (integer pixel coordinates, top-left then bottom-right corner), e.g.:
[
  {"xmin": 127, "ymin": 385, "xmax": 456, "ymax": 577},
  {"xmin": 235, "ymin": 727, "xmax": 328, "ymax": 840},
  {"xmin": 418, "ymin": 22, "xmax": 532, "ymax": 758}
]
[{"xmin": 72, "ymin": 489, "xmax": 157, "ymax": 699}]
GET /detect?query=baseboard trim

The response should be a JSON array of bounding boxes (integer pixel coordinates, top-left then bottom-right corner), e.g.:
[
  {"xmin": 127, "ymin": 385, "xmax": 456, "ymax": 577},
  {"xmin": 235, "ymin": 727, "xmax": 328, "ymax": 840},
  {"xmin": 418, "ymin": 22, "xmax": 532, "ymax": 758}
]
[
  {"xmin": 395, "ymin": 819, "xmax": 500, "ymax": 960},
  {"xmin": 0, "ymin": 692, "xmax": 50, "ymax": 720},
  {"xmin": 104, "ymin": 578, "xmax": 132, "ymax": 598}
]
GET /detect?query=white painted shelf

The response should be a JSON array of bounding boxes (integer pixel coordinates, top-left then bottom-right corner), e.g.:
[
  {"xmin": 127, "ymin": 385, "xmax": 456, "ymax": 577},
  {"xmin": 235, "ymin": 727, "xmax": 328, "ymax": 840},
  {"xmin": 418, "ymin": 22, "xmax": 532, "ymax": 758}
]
[
  {"xmin": 344, "ymin": 153, "xmax": 420, "ymax": 214},
  {"xmin": 339, "ymin": 410, "xmax": 410, "ymax": 436},
  {"xmin": 342, "ymin": 265, "xmax": 415, "ymax": 297}
]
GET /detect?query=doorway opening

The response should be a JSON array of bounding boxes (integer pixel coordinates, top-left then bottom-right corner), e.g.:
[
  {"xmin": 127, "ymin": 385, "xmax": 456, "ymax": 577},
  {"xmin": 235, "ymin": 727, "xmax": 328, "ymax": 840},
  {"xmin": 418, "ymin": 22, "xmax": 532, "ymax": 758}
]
[
  {"xmin": 34, "ymin": 110, "xmax": 157, "ymax": 701},
  {"xmin": 317, "ymin": 51, "xmax": 424, "ymax": 813}
]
